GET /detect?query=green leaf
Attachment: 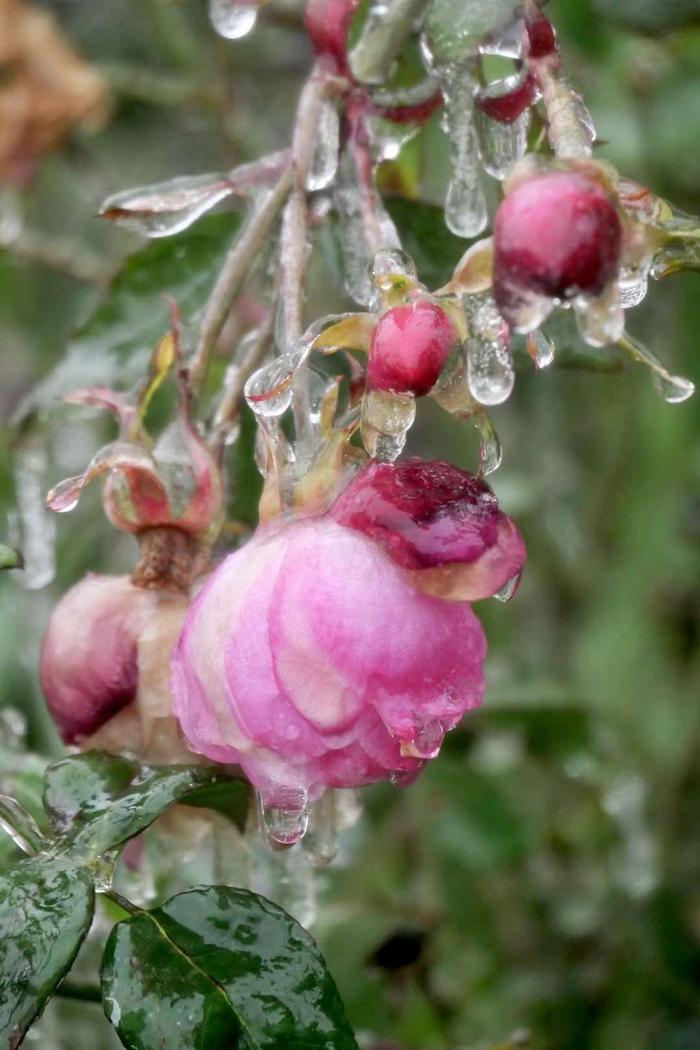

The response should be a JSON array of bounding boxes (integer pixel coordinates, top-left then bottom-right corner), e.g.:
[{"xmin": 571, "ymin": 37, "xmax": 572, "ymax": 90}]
[
  {"xmin": 592, "ymin": 0, "xmax": 700, "ymax": 30},
  {"xmin": 0, "ymin": 856, "xmax": 94, "ymax": 1048},
  {"xmin": 385, "ymin": 198, "xmax": 467, "ymax": 290},
  {"xmin": 18, "ymin": 213, "xmax": 241, "ymax": 422},
  {"xmin": 0, "ymin": 546, "xmax": 22, "ymax": 571},
  {"xmin": 44, "ymin": 752, "xmax": 249, "ymax": 860},
  {"xmin": 101, "ymin": 886, "xmax": 359, "ymax": 1050}
]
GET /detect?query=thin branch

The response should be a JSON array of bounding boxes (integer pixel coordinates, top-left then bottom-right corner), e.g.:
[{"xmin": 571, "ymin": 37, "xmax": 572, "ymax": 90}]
[
  {"xmin": 189, "ymin": 166, "xmax": 293, "ymax": 395},
  {"xmin": 211, "ymin": 314, "xmax": 275, "ymax": 458}
]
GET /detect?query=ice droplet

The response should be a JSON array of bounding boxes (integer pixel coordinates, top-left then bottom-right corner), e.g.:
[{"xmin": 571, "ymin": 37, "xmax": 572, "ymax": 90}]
[
  {"xmin": 474, "ymin": 409, "xmax": 502, "ymax": 475},
  {"xmin": 361, "ymin": 388, "xmax": 416, "ymax": 461},
  {"xmin": 575, "ymin": 283, "xmax": 625, "ymax": 348},
  {"xmin": 619, "ymin": 332, "xmax": 694, "ymax": 404},
  {"xmin": 475, "ymin": 105, "xmax": 530, "ymax": 181},
  {"xmin": 100, "ymin": 174, "xmax": 236, "ymax": 237},
  {"xmin": 11, "ymin": 444, "xmax": 55, "ymax": 590},
  {"xmin": 493, "ymin": 571, "xmax": 521, "ymax": 602},
  {"xmin": 257, "ymin": 786, "xmax": 310, "ymax": 847},
  {"xmin": 208, "ymin": 0, "xmax": 258, "ymax": 39},
  {"xmin": 526, "ymin": 329, "xmax": 555, "ymax": 369},
  {"xmin": 400, "ymin": 717, "xmax": 445, "ymax": 759},
  {"xmin": 466, "ymin": 297, "xmax": 514, "ymax": 405},
  {"xmin": 619, "ymin": 270, "xmax": 649, "ymax": 309},
  {"xmin": 245, "ymin": 358, "xmax": 294, "ymax": 418},
  {"xmin": 306, "ymin": 100, "xmax": 340, "ymax": 192},
  {"xmin": 441, "ymin": 63, "xmax": 488, "ymax": 237}
]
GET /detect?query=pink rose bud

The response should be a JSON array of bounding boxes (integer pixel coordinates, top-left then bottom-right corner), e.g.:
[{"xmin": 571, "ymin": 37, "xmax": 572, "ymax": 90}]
[
  {"xmin": 367, "ymin": 301, "xmax": 458, "ymax": 397},
  {"xmin": 330, "ymin": 458, "xmax": 526, "ymax": 601},
  {"xmin": 493, "ymin": 170, "xmax": 623, "ymax": 331},
  {"xmin": 171, "ymin": 518, "xmax": 488, "ymax": 818},
  {"xmin": 39, "ymin": 574, "xmax": 152, "ymax": 743}
]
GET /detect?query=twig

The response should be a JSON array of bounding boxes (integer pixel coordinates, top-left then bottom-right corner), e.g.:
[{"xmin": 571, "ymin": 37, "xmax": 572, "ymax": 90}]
[
  {"xmin": 189, "ymin": 166, "xmax": 293, "ymax": 395},
  {"xmin": 349, "ymin": 0, "xmax": 429, "ymax": 85}
]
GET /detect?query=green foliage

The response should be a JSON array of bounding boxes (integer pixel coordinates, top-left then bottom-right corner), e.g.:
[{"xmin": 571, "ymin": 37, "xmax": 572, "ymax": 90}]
[
  {"xmin": 0, "ymin": 857, "xmax": 94, "ymax": 1048},
  {"xmin": 102, "ymin": 887, "xmax": 358, "ymax": 1050}
]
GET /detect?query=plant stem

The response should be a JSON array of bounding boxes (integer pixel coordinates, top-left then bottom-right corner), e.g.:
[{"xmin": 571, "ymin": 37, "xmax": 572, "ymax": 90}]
[
  {"xmin": 211, "ymin": 314, "xmax": 275, "ymax": 458},
  {"xmin": 56, "ymin": 981, "xmax": 103, "ymax": 1004},
  {"xmin": 103, "ymin": 888, "xmax": 140, "ymax": 915},
  {"xmin": 349, "ymin": 0, "xmax": 429, "ymax": 85},
  {"xmin": 0, "ymin": 795, "xmax": 46, "ymax": 855},
  {"xmin": 190, "ymin": 166, "xmax": 293, "ymax": 396}
]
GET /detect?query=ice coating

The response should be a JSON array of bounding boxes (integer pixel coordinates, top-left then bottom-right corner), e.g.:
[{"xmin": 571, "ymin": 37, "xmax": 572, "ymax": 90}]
[
  {"xmin": 39, "ymin": 574, "xmax": 153, "ymax": 743},
  {"xmin": 493, "ymin": 170, "xmax": 622, "ymax": 330},
  {"xmin": 367, "ymin": 301, "xmax": 458, "ymax": 396},
  {"xmin": 171, "ymin": 519, "xmax": 487, "ymax": 802},
  {"xmin": 330, "ymin": 458, "xmax": 525, "ymax": 599}
]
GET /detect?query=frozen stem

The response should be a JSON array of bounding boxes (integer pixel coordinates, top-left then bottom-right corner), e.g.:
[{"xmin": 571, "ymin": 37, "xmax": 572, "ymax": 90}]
[
  {"xmin": 211, "ymin": 313, "xmax": 275, "ymax": 458},
  {"xmin": 349, "ymin": 0, "xmax": 429, "ymax": 85}
]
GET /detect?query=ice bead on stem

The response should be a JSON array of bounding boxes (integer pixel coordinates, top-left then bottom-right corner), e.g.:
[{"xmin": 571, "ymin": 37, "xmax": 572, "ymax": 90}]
[
  {"xmin": 306, "ymin": 98, "xmax": 340, "ymax": 191},
  {"xmin": 99, "ymin": 174, "xmax": 238, "ymax": 238},
  {"xmin": 475, "ymin": 71, "xmax": 536, "ymax": 181},
  {"xmin": 575, "ymin": 282, "xmax": 625, "ymax": 348},
  {"xmin": 208, "ymin": 0, "xmax": 258, "ymax": 40},
  {"xmin": 361, "ymin": 387, "xmax": 416, "ymax": 460},
  {"xmin": 257, "ymin": 786, "xmax": 310, "ymax": 847},
  {"xmin": 618, "ymin": 333, "xmax": 695, "ymax": 404},
  {"xmin": 466, "ymin": 296, "xmax": 514, "ymax": 406},
  {"xmin": 525, "ymin": 329, "xmax": 555, "ymax": 369}
]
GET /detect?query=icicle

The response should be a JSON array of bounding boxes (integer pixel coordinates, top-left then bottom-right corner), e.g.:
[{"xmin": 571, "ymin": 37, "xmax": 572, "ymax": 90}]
[
  {"xmin": 440, "ymin": 63, "xmax": 488, "ymax": 238},
  {"xmin": 466, "ymin": 297, "xmax": 514, "ymax": 405},
  {"xmin": 619, "ymin": 332, "xmax": 694, "ymax": 403},
  {"xmin": 302, "ymin": 791, "xmax": 339, "ymax": 868},
  {"xmin": 619, "ymin": 269, "xmax": 649, "ymax": 309},
  {"xmin": 575, "ymin": 282, "xmax": 625, "ymax": 348},
  {"xmin": 208, "ymin": 0, "xmax": 258, "ymax": 40},
  {"xmin": 474, "ymin": 408, "xmax": 502, "ymax": 475},
  {"xmin": 400, "ymin": 717, "xmax": 445, "ymax": 759},
  {"xmin": 361, "ymin": 388, "xmax": 416, "ymax": 461},
  {"xmin": 526, "ymin": 329, "xmax": 555, "ymax": 369},
  {"xmin": 475, "ymin": 105, "xmax": 530, "ymax": 181},
  {"xmin": 306, "ymin": 99, "xmax": 340, "ymax": 192},
  {"xmin": 257, "ymin": 786, "xmax": 310, "ymax": 847},
  {"xmin": 11, "ymin": 444, "xmax": 55, "ymax": 590},
  {"xmin": 251, "ymin": 838, "xmax": 316, "ymax": 927}
]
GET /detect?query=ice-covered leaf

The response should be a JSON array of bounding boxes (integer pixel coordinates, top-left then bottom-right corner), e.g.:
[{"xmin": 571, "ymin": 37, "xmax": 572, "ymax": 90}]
[
  {"xmin": 0, "ymin": 856, "xmax": 94, "ymax": 1048},
  {"xmin": 17, "ymin": 213, "xmax": 241, "ymax": 422},
  {"xmin": 43, "ymin": 752, "xmax": 249, "ymax": 858},
  {"xmin": 101, "ymin": 886, "xmax": 359, "ymax": 1050}
]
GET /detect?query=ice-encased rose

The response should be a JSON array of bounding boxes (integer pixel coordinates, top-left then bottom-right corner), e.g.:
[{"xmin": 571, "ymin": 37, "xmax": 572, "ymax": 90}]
[
  {"xmin": 171, "ymin": 466, "xmax": 525, "ymax": 802},
  {"xmin": 40, "ymin": 574, "xmax": 151, "ymax": 743}
]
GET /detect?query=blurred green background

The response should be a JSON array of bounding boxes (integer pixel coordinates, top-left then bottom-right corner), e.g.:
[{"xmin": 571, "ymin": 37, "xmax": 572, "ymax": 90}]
[{"xmin": 1, "ymin": 1, "xmax": 700, "ymax": 1048}]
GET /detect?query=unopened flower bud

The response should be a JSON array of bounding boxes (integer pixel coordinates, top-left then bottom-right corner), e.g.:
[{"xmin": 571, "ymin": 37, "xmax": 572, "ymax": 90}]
[
  {"xmin": 368, "ymin": 301, "xmax": 458, "ymax": 396},
  {"xmin": 493, "ymin": 170, "xmax": 622, "ymax": 331},
  {"xmin": 39, "ymin": 574, "xmax": 151, "ymax": 743}
]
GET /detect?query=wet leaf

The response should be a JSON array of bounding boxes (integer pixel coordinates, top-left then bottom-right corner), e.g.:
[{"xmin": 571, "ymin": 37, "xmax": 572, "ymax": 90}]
[
  {"xmin": 43, "ymin": 753, "xmax": 249, "ymax": 858},
  {"xmin": 0, "ymin": 856, "xmax": 94, "ymax": 1048},
  {"xmin": 101, "ymin": 885, "xmax": 359, "ymax": 1050},
  {"xmin": 17, "ymin": 213, "xmax": 241, "ymax": 422}
]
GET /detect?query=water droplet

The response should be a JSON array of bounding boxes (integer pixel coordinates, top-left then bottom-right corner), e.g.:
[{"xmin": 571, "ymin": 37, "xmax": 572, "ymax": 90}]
[
  {"xmin": 493, "ymin": 571, "xmax": 521, "ymax": 602},
  {"xmin": 400, "ymin": 718, "xmax": 445, "ymax": 759},
  {"xmin": 208, "ymin": 0, "xmax": 258, "ymax": 39},
  {"xmin": 619, "ymin": 332, "xmax": 695, "ymax": 404},
  {"xmin": 100, "ymin": 174, "xmax": 236, "ymax": 237},
  {"xmin": 502, "ymin": 287, "xmax": 553, "ymax": 334},
  {"xmin": 372, "ymin": 247, "xmax": 420, "ymax": 305},
  {"xmin": 575, "ymin": 283, "xmax": 625, "ymax": 348},
  {"xmin": 361, "ymin": 388, "xmax": 416, "ymax": 461},
  {"xmin": 526, "ymin": 329, "xmax": 555, "ymax": 369},
  {"xmin": 474, "ymin": 409, "xmax": 502, "ymax": 475},
  {"xmin": 245, "ymin": 358, "xmax": 294, "ymax": 418},
  {"xmin": 441, "ymin": 63, "xmax": 488, "ymax": 237},
  {"xmin": 257, "ymin": 786, "xmax": 310, "ymax": 847},
  {"xmin": 306, "ymin": 99, "xmax": 340, "ymax": 192},
  {"xmin": 619, "ymin": 271, "xmax": 649, "ymax": 309},
  {"xmin": 466, "ymin": 298, "xmax": 514, "ymax": 405},
  {"xmin": 475, "ymin": 105, "xmax": 530, "ymax": 181}
]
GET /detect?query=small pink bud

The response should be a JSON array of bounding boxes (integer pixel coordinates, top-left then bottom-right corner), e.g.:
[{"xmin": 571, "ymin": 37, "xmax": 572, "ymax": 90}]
[
  {"xmin": 493, "ymin": 171, "xmax": 623, "ymax": 329},
  {"xmin": 368, "ymin": 301, "xmax": 457, "ymax": 396},
  {"xmin": 171, "ymin": 518, "xmax": 487, "ymax": 801},
  {"xmin": 330, "ymin": 458, "xmax": 526, "ymax": 600},
  {"xmin": 39, "ymin": 574, "xmax": 152, "ymax": 743}
]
